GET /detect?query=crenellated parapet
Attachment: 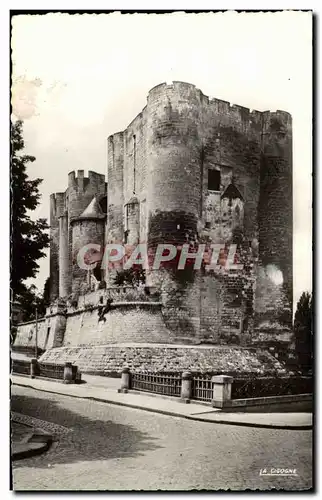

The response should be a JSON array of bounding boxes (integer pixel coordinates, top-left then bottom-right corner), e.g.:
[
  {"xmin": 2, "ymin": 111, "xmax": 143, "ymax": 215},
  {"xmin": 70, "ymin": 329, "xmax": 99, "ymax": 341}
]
[{"xmin": 67, "ymin": 170, "xmax": 106, "ymax": 220}]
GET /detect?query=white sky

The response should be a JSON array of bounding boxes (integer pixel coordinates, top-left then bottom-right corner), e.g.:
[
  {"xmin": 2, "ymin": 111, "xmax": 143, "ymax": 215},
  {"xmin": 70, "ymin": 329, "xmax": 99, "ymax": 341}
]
[{"xmin": 11, "ymin": 11, "xmax": 312, "ymax": 308}]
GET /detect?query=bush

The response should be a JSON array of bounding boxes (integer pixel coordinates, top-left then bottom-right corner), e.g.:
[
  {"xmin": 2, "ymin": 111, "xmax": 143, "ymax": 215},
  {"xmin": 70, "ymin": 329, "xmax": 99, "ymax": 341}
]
[
  {"xmin": 113, "ymin": 268, "xmax": 146, "ymax": 287},
  {"xmin": 231, "ymin": 376, "xmax": 313, "ymax": 399}
]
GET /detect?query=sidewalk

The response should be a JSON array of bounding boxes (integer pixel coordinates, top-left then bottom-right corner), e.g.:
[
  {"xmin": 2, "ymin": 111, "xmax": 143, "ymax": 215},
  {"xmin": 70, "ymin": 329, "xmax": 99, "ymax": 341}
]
[{"xmin": 11, "ymin": 374, "xmax": 312, "ymax": 430}]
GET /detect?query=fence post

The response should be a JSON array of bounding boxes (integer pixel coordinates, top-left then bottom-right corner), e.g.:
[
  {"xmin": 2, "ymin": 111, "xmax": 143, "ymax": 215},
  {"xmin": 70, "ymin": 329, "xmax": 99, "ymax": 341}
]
[
  {"xmin": 181, "ymin": 371, "xmax": 192, "ymax": 402},
  {"xmin": 63, "ymin": 362, "xmax": 73, "ymax": 384},
  {"xmin": 211, "ymin": 375, "xmax": 233, "ymax": 408},
  {"xmin": 30, "ymin": 358, "xmax": 38, "ymax": 379},
  {"xmin": 118, "ymin": 367, "xmax": 130, "ymax": 393}
]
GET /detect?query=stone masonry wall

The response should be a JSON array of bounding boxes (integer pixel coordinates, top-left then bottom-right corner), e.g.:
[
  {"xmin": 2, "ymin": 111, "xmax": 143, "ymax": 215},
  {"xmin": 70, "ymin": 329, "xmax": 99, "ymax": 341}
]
[
  {"xmin": 123, "ymin": 109, "xmax": 148, "ymax": 205},
  {"xmin": 40, "ymin": 344, "xmax": 287, "ymax": 376},
  {"xmin": 14, "ymin": 318, "xmax": 49, "ymax": 351},
  {"xmin": 63, "ymin": 304, "xmax": 175, "ymax": 346},
  {"xmin": 14, "ymin": 307, "xmax": 67, "ymax": 351},
  {"xmin": 49, "ymin": 192, "xmax": 65, "ymax": 300},
  {"xmin": 107, "ymin": 133, "xmax": 124, "ymax": 246}
]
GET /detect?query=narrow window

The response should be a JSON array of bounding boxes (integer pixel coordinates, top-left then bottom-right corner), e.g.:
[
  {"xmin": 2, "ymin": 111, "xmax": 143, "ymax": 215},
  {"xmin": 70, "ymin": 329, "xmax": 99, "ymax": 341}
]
[
  {"xmin": 44, "ymin": 327, "xmax": 50, "ymax": 349},
  {"xmin": 93, "ymin": 265, "xmax": 102, "ymax": 282},
  {"xmin": 99, "ymin": 196, "xmax": 107, "ymax": 215},
  {"xmin": 208, "ymin": 169, "xmax": 221, "ymax": 191}
]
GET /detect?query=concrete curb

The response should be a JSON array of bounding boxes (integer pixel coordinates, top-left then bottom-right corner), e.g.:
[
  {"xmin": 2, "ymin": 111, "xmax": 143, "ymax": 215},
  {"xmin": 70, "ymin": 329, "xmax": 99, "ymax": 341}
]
[
  {"xmin": 12, "ymin": 381, "xmax": 312, "ymax": 431},
  {"xmin": 11, "ymin": 421, "xmax": 53, "ymax": 461}
]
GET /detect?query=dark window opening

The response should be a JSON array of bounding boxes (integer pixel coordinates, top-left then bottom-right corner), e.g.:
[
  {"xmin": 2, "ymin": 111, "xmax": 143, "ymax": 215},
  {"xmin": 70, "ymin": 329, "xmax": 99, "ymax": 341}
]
[
  {"xmin": 99, "ymin": 196, "xmax": 107, "ymax": 215},
  {"xmin": 205, "ymin": 221, "xmax": 211, "ymax": 229},
  {"xmin": 227, "ymin": 289, "xmax": 242, "ymax": 308},
  {"xmin": 44, "ymin": 327, "xmax": 51, "ymax": 349},
  {"xmin": 93, "ymin": 266, "xmax": 102, "ymax": 282},
  {"xmin": 208, "ymin": 169, "xmax": 221, "ymax": 191}
]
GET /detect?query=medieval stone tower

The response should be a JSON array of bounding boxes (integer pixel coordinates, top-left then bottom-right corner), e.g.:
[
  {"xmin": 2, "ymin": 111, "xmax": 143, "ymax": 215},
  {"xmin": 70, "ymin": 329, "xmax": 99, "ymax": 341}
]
[
  {"xmin": 106, "ymin": 82, "xmax": 293, "ymax": 344},
  {"xmin": 49, "ymin": 171, "xmax": 107, "ymax": 299},
  {"xmin": 37, "ymin": 81, "xmax": 292, "ymax": 358}
]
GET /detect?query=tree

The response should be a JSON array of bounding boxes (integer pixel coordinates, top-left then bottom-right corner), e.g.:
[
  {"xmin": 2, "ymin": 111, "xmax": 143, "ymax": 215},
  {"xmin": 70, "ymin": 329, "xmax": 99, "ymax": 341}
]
[
  {"xmin": 42, "ymin": 276, "xmax": 51, "ymax": 309},
  {"xmin": 293, "ymin": 291, "xmax": 313, "ymax": 373},
  {"xmin": 10, "ymin": 120, "xmax": 50, "ymax": 313}
]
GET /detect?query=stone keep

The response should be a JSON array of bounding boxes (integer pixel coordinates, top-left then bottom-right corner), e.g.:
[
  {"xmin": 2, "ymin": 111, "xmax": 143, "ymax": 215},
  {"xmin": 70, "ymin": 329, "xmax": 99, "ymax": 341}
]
[{"xmin": 47, "ymin": 81, "xmax": 292, "ymax": 348}]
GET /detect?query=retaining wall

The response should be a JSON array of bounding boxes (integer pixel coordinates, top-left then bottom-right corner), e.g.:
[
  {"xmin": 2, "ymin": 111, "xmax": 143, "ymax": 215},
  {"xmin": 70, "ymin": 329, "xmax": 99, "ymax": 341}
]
[{"xmin": 39, "ymin": 344, "xmax": 287, "ymax": 376}]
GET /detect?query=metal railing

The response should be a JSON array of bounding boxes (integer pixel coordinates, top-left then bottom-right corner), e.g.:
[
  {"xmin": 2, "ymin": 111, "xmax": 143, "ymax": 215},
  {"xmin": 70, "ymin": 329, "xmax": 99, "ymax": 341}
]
[
  {"xmin": 11, "ymin": 359, "xmax": 30, "ymax": 376},
  {"xmin": 131, "ymin": 372, "xmax": 181, "ymax": 397},
  {"xmin": 191, "ymin": 374, "xmax": 213, "ymax": 402},
  {"xmin": 11, "ymin": 359, "xmax": 80, "ymax": 383},
  {"xmin": 38, "ymin": 362, "xmax": 65, "ymax": 380}
]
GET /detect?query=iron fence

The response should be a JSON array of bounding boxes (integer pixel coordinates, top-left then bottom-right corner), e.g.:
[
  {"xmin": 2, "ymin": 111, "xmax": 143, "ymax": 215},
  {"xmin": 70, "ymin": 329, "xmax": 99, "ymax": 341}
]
[
  {"xmin": 38, "ymin": 362, "xmax": 65, "ymax": 380},
  {"xmin": 12, "ymin": 359, "xmax": 80, "ymax": 383},
  {"xmin": 191, "ymin": 374, "xmax": 213, "ymax": 402},
  {"xmin": 131, "ymin": 372, "xmax": 181, "ymax": 397},
  {"xmin": 11, "ymin": 359, "xmax": 30, "ymax": 376}
]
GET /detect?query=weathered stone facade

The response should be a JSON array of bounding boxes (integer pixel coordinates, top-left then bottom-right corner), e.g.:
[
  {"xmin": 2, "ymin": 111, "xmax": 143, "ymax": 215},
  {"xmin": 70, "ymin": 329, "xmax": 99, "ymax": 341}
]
[
  {"xmin": 16, "ymin": 82, "xmax": 293, "ymax": 366},
  {"xmin": 106, "ymin": 82, "xmax": 292, "ymax": 346}
]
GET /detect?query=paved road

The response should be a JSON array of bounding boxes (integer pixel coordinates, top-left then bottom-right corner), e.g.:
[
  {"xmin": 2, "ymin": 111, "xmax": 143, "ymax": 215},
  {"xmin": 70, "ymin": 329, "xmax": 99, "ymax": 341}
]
[{"xmin": 11, "ymin": 385, "xmax": 313, "ymax": 491}]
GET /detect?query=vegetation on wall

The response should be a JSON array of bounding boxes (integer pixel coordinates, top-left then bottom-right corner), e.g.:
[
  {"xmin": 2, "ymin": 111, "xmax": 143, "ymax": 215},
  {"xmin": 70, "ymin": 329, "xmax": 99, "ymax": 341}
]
[
  {"xmin": 113, "ymin": 267, "xmax": 146, "ymax": 287},
  {"xmin": 294, "ymin": 291, "xmax": 313, "ymax": 374}
]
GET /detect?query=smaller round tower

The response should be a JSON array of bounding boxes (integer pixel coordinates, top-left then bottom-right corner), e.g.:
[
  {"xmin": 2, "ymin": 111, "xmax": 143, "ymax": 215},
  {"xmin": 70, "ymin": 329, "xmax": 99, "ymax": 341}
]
[{"xmin": 71, "ymin": 197, "xmax": 106, "ymax": 294}]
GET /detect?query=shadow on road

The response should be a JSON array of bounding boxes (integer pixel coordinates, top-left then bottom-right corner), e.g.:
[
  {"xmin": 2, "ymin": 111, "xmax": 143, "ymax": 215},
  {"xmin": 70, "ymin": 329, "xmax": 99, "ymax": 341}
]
[{"xmin": 11, "ymin": 391, "xmax": 163, "ymax": 469}]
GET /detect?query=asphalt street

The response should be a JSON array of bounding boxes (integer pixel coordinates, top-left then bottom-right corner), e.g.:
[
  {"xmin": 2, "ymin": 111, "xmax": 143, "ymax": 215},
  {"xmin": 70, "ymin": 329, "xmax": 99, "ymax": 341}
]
[{"xmin": 11, "ymin": 385, "xmax": 313, "ymax": 491}]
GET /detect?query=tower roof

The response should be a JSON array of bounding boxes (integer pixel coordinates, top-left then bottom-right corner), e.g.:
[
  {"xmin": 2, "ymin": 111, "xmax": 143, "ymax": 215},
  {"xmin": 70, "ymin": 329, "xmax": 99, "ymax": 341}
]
[{"xmin": 78, "ymin": 197, "xmax": 105, "ymax": 220}]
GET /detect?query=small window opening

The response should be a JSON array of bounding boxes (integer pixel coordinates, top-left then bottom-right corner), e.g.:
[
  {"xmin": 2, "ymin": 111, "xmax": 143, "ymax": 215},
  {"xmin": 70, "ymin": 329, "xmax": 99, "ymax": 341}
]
[
  {"xmin": 99, "ymin": 196, "xmax": 107, "ymax": 215},
  {"xmin": 44, "ymin": 327, "xmax": 51, "ymax": 349},
  {"xmin": 93, "ymin": 266, "xmax": 102, "ymax": 282},
  {"xmin": 208, "ymin": 169, "xmax": 221, "ymax": 191}
]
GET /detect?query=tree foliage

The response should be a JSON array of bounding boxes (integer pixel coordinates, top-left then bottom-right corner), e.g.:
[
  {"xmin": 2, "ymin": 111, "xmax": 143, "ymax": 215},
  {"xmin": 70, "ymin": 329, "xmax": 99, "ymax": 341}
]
[
  {"xmin": 11, "ymin": 120, "xmax": 50, "ymax": 314},
  {"xmin": 18, "ymin": 285, "xmax": 45, "ymax": 322},
  {"xmin": 294, "ymin": 291, "xmax": 313, "ymax": 373}
]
